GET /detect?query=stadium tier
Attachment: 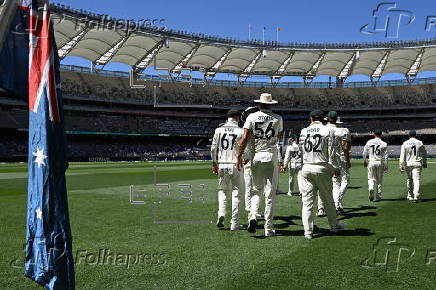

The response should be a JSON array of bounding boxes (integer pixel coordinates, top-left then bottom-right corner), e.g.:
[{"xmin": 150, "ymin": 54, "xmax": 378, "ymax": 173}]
[
  {"xmin": 1, "ymin": 67, "xmax": 436, "ymax": 161},
  {"xmin": 2, "ymin": 3, "xmax": 436, "ymax": 161}
]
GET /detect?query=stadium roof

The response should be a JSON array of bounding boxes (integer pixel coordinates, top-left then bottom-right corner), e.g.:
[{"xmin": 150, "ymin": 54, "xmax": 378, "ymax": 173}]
[{"xmin": 31, "ymin": 4, "xmax": 436, "ymax": 79}]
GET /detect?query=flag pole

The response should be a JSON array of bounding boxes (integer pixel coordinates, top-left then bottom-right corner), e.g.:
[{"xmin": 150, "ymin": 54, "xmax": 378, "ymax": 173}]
[
  {"xmin": 262, "ymin": 27, "xmax": 265, "ymax": 45},
  {"xmin": 248, "ymin": 24, "xmax": 251, "ymax": 41}
]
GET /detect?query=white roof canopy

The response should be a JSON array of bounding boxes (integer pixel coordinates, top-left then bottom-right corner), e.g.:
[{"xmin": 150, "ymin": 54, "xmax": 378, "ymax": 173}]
[{"xmin": 51, "ymin": 5, "xmax": 436, "ymax": 79}]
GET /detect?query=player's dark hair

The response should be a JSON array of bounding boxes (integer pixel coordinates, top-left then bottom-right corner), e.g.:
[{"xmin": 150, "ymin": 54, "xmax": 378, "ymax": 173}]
[{"xmin": 311, "ymin": 115, "xmax": 324, "ymax": 122}]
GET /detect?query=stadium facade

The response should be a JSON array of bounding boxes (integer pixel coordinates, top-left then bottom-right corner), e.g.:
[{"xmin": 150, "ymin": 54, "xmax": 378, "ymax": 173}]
[{"xmin": 1, "ymin": 2, "xmax": 436, "ymax": 161}]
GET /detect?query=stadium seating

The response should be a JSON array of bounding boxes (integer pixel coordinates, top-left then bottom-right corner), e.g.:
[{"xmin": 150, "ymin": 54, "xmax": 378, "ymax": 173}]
[{"xmin": 60, "ymin": 71, "xmax": 435, "ymax": 109}]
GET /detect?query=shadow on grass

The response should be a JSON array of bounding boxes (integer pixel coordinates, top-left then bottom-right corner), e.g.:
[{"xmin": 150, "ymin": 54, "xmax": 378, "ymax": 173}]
[
  {"xmin": 421, "ymin": 198, "xmax": 436, "ymax": 202},
  {"xmin": 347, "ymin": 186, "xmax": 363, "ymax": 190},
  {"xmin": 338, "ymin": 211, "xmax": 377, "ymax": 221},
  {"xmin": 312, "ymin": 227, "xmax": 374, "ymax": 239},
  {"xmin": 251, "ymin": 227, "xmax": 374, "ymax": 239}
]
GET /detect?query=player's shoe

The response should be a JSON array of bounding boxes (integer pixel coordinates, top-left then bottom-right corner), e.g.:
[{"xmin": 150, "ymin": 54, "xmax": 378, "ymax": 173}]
[
  {"xmin": 287, "ymin": 191, "xmax": 293, "ymax": 196},
  {"xmin": 304, "ymin": 234, "xmax": 313, "ymax": 240},
  {"xmin": 216, "ymin": 216, "xmax": 224, "ymax": 228},
  {"xmin": 368, "ymin": 190, "xmax": 374, "ymax": 201},
  {"xmin": 230, "ymin": 224, "xmax": 241, "ymax": 231},
  {"xmin": 407, "ymin": 195, "xmax": 414, "ymax": 201},
  {"xmin": 316, "ymin": 208, "xmax": 326, "ymax": 217},
  {"xmin": 374, "ymin": 196, "xmax": 382, "ymax": 202},
  {"xmin": 330, "ymin": 221, "xmax": 346, "ymax": 233},
  {"xmin": 256, "ymin": 213, "xmax": 262, "ymax": 218},
  {"xmin": 336, "ymin": 206, "xmax": 345, "ymax": 215},
  {"xmin": 265, "ymin": 230, "xmax": 276, "ymax": 237},
  {"xmin": 247, "ymin": 219, "xmax": 257, "ymax": 233}
]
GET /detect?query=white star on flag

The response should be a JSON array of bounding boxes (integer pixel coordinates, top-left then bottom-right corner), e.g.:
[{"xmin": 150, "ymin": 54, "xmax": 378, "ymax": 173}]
[
  {"xmin": 36, "ymin": 207, "xmax": 42, "ymax": 220},
  {"xmin": 33, "ymin": 148, "xmax": 47, "ymax": 168}
]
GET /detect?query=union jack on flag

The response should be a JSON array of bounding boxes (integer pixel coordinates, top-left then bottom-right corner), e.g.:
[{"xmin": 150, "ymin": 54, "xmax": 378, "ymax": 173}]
[
  {"xmin": 17, "ymin": 0, "xmax": 75, "ymax": 289},
  {"xmin": 26, "ymin": 0, "xmax": 60, "ymax": 122}
]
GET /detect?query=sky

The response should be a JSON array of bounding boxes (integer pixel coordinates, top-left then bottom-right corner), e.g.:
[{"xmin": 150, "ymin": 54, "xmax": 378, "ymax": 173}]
[{"xmin": 58, "ymin": 0, "xmax": 436, "ymax": 82}]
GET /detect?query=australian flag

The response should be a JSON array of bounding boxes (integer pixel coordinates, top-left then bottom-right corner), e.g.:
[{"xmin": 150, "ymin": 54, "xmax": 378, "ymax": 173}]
[{"xmin": 17, "ymin": 0, "xmax": 75, "ymax": 289}]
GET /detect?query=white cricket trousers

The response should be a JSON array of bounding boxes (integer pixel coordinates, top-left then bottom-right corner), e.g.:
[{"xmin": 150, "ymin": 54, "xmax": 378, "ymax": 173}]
[
  {"xmin": 367, "ymin": 161, "xmax": 384, "ymax": 198},
  {"xmin": 405, "ymin": 165, "xmax": 422, "ymax": 200},
  {"xmin": 301, "ymin": 164, "xmax": 338, "ymax": 235},
  {"xmin": 250, "ymin": 155, "xmax": 278, "ymax": 232},
  {"xmin": 217, "ymin": 165, "xmax": 244, "ymax": 226},
  {"xmin": 244, "ymin": 162, "xmax": 253, "ymax": 212},
  {"xmin": 332, "ymin": 164, "xmax": 350, "ymax": 208},
  {"xmin": 288, "ymin": 167, "xmax": 299, "ymax": 193}
]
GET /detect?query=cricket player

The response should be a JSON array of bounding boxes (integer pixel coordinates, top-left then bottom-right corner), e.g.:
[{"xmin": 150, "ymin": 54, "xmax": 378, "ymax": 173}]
[
  {"xmin": 399, "ymin": 130, "xmax": 427, "ymax": 202},
  {"xmin": 211, "ymin": 110, "xmax": 245, "ymax": 231},
  {"xmin": 299, "ymin": 110, "xmax": 344, "ymax": 239},
  {"xmin": 240, "ymin": 107, "xmax": 258, "ymax": 214},
  {"xmin": 283, "ymin": 136, "xmax": 303, "ymax": 196},
  {"xmin": 363, "ymin": 129, "xmax": 388, "ymax": 202},
  {"xmin": 325, "ymin": 111, "xmax": 351, "ymax": 213},
  {"xmin": 237, "ymin": 93, "xmax": 283, "ymax": 237}
]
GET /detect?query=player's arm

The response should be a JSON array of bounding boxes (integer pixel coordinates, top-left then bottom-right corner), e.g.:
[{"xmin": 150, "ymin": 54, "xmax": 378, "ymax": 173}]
[
  {"xmin": 363, "ymin": 143, "xmax": 368, "ymax": 168},
  {"xmin": 383, "ymin": 145, "xmax": 389, "ymax": 172},
  {"xmin": 341, "ymin": 138, "xmax": 351, "ymax": 168},
  {"xmin": 328, "ymin": 130, "xmax": 340, "ymax": 177},
  {"xmin": 282, "ymin": 146, "xmax": 291, "ymax": 172},
  {"xmin": 421, "ymin": 144, "xmax": 428, "ymax": 168},
  {"xmin": 210, "ymin": 131, "xmax": 219, "ymax": 175},
  {"xmin": 277, "ymin": 118, "xmax": 284, "ymax": 169},
  {"xmin": 399, "ymin": 144, "xmax": 406, "ymax": 172},
  {"xmin": 237, "ymin": 128, "xmax": 251, "ymax": 170}
]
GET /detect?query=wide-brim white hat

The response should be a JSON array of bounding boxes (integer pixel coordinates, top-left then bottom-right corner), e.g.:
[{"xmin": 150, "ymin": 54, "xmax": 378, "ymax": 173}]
[{"xmin": 254, "ymin": 93, "xmax": 278, "ymax": 104}]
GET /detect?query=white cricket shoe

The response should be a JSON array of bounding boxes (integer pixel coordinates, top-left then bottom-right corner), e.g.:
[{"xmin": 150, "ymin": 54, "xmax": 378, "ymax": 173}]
[
  {"xmin": 316, "ymin": 208, "xmax": 326, "ymax": 217},
  {"xmin": 265, "ymin": 230, "xmax": 276, "ymax": 237},
  {"xmin": 407, "ymin": 195, "xmax": 414, "ymax": 201},
  {"xmin": 230, "ymin": 224, "xmax": 241, "ymax": 231},
  {"xmin": 304, "ymin": 234, "xmax": 313, "ymax": 239}
]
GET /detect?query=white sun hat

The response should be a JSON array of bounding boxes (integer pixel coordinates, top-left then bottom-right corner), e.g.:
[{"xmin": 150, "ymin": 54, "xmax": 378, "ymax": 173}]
[{"xmin": 254, "ymin": 93, "xmax": 278, "ymax": 105}]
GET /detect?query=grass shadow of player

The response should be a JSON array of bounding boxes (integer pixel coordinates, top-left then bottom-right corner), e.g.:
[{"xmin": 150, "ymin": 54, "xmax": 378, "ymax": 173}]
[
  {"xmin": 251, "ymin": 227, "xmax": 374, "ymax": 239},
  {"xmin": 337, "ymin": 205, "xmax": 377, "ymax": 221},
  {"xmin": 338, "ymin": 211, "xmax": 377, "ymax": 221},
  {"xmin": 344, "ymin": 205, "xmax": 376, "ymax": 213},
  {"xmin": 252, "ymin": 229, "xmax": 305, "ymax": 239},
  {"xmin": 273, "ymin": 215, "xmax": 301, "ymax": 228},
  {"xmin": 347, "ymin": 186, "xmax": 362, "ymax": 190},
  {"xmin": 312, "ymin": 227, "xmax": 374, "ymax": 239},
  {"xmin": 421, "ymin": 198, "xmax": 436, "ymax": 202}
]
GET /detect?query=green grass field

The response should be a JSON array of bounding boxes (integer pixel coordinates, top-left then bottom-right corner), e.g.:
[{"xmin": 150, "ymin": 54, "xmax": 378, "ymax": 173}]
[{"xmin": 1, "ymin": 160, "xmax": 436, "ymax": 289}]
